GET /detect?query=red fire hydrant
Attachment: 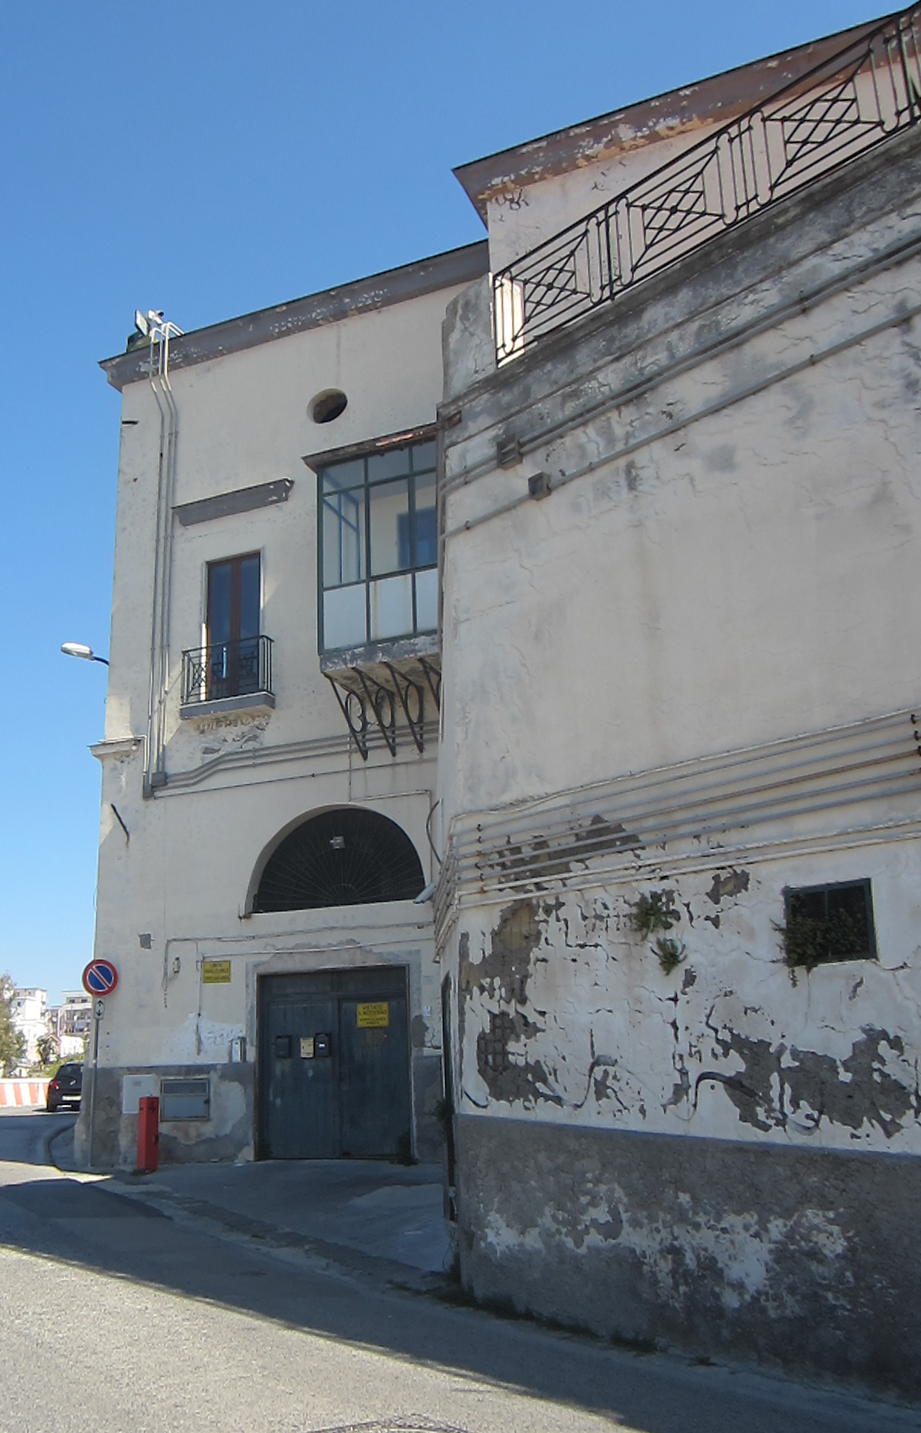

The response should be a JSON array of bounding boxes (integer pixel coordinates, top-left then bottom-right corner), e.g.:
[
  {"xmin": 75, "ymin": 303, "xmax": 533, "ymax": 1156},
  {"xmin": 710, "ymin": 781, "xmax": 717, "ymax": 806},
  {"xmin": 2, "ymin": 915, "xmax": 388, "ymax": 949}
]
[{"xmin": 137, "ymin": 1095, "xmax": 160, "ymax": 1173}]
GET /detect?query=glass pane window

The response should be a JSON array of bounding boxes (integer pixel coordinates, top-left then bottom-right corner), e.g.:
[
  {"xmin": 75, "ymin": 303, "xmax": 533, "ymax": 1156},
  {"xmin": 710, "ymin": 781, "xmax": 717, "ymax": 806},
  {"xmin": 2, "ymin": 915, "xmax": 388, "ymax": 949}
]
[
  {"xmin": 206, "ymin": 553, "xmax": 261, "ymax": 698},
  {"xmin": 323, "ymin": 585, "xmax": 366, "ymax": 651},
  {"xmin": 369, "ymin": 479, "xmax": 409, "ymax": 576},
  {"xmin": 367, "ymin": 448, "xmax": 411, "ymax": 483},
  {"xmin": 321, "ymin": 458, "xmax": 364, "ymax": 492},
  {"xmin": 411, "ymin": 439, "xmax": 436, "ymax": 472},
  {"xmin": 207, "ymin": 553, "xmax": 260, "ymax": 647},
  {"xmin": 413, "ymin": 470, "xmax": 437, "ymax": 568},
  {"xmin": 370, "ymin": 574, "xmax": 413, "ymax": 640},
  {"xmin": 318, "ymin": 437, "xmax": 439, "ymax": 652},
  {"xmin": 323, "ymin": 489, "xmax": 364, "ymax": 588}
]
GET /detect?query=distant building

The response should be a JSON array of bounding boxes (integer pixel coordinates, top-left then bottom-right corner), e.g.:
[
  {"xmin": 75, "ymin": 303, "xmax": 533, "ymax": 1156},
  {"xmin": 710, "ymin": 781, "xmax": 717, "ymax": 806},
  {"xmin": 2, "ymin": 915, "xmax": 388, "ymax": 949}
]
[
  {"xmin": 10, "ymin": 989, "xmax": 48, "ymax": 1070},
  {"xmin": 49, "ymin": 992, "xmax": 91, "ymax": 1059}
]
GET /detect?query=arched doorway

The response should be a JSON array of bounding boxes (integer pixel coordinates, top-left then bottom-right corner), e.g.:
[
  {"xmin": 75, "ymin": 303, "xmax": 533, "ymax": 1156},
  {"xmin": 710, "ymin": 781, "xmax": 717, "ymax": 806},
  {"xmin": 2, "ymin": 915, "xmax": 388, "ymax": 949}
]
[{"xmin": 254, "ymin": 808, "xmax": 424, "ymax": 1160}]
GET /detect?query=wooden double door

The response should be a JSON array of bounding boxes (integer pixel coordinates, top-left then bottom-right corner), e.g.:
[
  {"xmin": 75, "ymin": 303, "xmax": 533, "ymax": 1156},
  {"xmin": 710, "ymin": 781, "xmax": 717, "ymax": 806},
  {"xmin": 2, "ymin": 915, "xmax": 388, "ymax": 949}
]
[{"xmin": 257, "ymin": 967, "xmax": 411, "ymax": 1160}]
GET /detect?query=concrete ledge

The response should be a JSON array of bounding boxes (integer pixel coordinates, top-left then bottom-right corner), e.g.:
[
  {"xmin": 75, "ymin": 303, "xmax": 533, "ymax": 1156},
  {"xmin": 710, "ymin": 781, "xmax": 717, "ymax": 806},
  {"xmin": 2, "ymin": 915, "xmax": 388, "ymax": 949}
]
[{"xmin": 180, "ymin": 692, "xmax": 275, "ymax": 720}]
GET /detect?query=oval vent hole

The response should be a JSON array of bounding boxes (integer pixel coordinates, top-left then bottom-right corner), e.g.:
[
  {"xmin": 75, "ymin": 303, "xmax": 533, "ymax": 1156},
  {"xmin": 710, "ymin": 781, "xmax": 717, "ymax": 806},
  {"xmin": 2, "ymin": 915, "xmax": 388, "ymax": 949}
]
[{"xmin": 311, "ymin": 389, "xmax": 348, "ymax": 424}]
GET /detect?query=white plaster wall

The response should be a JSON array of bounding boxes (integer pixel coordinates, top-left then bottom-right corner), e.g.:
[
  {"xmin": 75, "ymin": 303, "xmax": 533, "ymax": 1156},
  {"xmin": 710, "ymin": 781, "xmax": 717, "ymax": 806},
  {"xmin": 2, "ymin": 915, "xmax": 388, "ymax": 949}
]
[
  {"xmin": 90, "ymin": 277, "xmax": 461, "ymax": 1156},
  {"xmin": 485, "ymin": 126, "xmax": 716, "ymax": 272},
  {"xmin": 106, "ymin": 282, "xmax": 465, "ymax": 754},
  {"xmin": 440, "ymin": 261, "xmax": 921, "ymax": 819}
]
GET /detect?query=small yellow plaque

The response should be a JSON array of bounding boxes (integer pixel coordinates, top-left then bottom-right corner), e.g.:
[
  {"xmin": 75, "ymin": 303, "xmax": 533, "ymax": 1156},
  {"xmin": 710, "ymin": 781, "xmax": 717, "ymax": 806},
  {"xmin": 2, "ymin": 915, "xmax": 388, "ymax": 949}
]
[
  {"xmin": 357, "ymin": 1001, "xmax": 389, "ymax": 1028},
  {"xmin": 201, "ymin": 960, "xmax": 231, "ymax": 984},
  {"xmin": 300, "ymin": 1036, "xmax": 315, "ymax": 1059}
]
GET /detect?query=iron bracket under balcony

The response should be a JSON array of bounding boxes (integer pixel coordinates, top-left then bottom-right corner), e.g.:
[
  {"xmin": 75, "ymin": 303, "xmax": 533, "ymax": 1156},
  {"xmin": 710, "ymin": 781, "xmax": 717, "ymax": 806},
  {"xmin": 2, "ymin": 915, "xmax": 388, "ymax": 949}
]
[
  {"xmin": 320, "ymin": 633, "xmax": 440, "ymax": 760},
  {"xmin": 180, "ymin": 635, "xmax": 275, "ymax": 719}
]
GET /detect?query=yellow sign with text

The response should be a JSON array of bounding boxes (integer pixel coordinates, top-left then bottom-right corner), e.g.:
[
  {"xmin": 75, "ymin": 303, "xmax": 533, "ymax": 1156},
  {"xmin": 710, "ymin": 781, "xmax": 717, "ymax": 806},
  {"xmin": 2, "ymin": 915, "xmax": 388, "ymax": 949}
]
[
  {"xmin": 356, "ymin": 1001, "xmax": 389, "ymax": 1028},
  {"xmin": 201, "ymin": 960, "xmax": 231, "ymax": 984}
]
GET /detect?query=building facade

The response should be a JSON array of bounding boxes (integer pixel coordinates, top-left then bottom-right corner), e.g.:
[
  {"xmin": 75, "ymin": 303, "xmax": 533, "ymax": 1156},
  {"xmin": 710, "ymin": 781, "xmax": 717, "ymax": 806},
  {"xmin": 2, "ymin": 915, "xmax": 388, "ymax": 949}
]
[
  {"xmin": 79, "ymin": 4, "xmax": 921, "ymax": 1397},
  {"xmin": 437, "ymin": 7, "xmax": 921, "ymax": 1399},
  {"xmin": 77, "ymin": 243, "xmax": 486, "ymax": 1169},
  {"xmin": 50, "ymin": 991, "xmax": 92, "ymax": 1060},
  {"xmin": 9, "ymin": 988, "xmax": 48, "ymax": 1071}
]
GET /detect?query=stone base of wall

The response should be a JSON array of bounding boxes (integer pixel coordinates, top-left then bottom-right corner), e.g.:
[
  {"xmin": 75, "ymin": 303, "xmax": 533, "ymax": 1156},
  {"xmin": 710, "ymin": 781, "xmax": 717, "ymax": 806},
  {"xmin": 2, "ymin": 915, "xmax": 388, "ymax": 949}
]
[
  {"xmin": 74, "ymin": 1064, "xmax": 254, "ymax": 1170},
  {"xmin": 455, "ymin": 1115, "xmax": 921, "ymax": 1401},
  {"xmin": 413, "ymin": 1052, "xmax": 444, "ymax": 1163},
  {"xmin": 73, "ymin": 1056, "xmax": 445, "ymax": 1169}
]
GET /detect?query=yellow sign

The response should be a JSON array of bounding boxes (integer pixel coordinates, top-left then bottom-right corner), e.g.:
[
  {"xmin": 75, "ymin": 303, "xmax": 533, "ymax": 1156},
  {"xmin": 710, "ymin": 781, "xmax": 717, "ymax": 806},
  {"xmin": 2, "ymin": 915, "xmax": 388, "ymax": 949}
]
[
  {"xmin": 201, "ymin": 960, "xmax": 231, "ymax": 984},
  {"xmin": 300, "ymin": 1036, "xmax": 315, "ymax": 1059},
  {"xmin": 357, "ymin": 1001, "xmax": 389, "ymax": 1028}
]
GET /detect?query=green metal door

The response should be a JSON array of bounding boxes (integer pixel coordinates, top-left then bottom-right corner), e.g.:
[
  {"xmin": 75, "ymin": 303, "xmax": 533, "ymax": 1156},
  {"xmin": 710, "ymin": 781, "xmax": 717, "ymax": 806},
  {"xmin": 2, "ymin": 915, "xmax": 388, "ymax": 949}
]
[{"xmin": 257, "ymin": 967, "xmax": 410, "ymax": 1160}]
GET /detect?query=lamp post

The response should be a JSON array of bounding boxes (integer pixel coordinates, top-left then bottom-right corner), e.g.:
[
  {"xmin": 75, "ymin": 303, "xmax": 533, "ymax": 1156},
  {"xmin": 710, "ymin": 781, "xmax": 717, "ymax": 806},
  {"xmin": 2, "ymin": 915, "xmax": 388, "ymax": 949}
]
[{"xmin": 61, "ymin": 642, "xmax": 109, "ymax": 666}]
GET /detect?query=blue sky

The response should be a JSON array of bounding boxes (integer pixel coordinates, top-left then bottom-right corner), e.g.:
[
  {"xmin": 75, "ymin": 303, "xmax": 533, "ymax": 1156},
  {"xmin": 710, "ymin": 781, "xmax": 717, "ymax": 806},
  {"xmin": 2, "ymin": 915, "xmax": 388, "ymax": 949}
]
[{"xmin": 0, "ymin": 0, "xmax": 887, "ymax": 1002}]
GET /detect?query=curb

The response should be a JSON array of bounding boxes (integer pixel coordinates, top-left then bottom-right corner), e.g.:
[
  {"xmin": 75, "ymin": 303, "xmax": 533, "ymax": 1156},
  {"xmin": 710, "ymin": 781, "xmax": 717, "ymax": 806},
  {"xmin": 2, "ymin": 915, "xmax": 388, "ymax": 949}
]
[
  {"xmin": 43, "ymin": 1120, "xmax": 450, "ymax": 1291},
  {"xmin": 119, "ymin": 1179, "xmax": 447, "ymax": 1290},
  {"xmin": 43, "ymin": 1117, "xmax": 78, "ymax": 1171}
]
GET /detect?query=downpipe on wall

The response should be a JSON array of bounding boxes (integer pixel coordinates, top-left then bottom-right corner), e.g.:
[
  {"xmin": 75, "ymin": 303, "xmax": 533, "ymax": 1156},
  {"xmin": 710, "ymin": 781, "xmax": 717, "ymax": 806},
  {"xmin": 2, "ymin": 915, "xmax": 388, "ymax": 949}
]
[{"xmin": 144, "ymin": 319, "xmax": 182, "ymax": 798}]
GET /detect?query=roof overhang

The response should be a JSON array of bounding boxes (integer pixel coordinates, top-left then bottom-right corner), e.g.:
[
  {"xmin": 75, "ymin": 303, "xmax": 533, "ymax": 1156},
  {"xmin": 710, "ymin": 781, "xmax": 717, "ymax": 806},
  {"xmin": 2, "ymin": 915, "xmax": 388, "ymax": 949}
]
[{"xmin": 452, "ymin": 17, "xmax": 886, "ymax": 222}]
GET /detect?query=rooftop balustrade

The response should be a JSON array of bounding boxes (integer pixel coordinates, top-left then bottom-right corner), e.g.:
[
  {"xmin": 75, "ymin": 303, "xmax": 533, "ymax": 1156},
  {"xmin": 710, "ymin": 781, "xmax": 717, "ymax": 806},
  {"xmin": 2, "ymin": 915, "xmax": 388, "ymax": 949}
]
[{"xmin": 494, "ymin": 5, "xmax": 921, "ymax": 364}]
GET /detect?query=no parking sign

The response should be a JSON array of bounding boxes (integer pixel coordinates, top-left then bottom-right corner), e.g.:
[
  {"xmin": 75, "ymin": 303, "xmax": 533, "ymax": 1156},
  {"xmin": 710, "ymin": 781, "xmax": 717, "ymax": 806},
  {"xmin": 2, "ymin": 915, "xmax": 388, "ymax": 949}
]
[{"xmin": 82, "ymin": 959, "xmax": 119, "ymax": 997}]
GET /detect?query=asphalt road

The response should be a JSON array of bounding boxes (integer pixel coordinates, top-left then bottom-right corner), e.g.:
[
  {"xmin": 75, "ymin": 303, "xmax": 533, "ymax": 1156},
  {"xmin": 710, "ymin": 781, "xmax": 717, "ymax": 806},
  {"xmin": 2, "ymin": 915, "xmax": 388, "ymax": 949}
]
[{"xmin": 0, "ymin": 1110, "xmax": 917, "ymax": 1433}]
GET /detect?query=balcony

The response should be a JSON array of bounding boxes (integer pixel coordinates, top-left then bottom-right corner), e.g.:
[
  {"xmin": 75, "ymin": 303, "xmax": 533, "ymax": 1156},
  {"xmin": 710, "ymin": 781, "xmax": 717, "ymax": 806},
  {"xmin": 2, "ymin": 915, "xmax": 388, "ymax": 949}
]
[
  {"xmin": 180, "ymin": 635, "xmax": 275, "ymax": 719},
  {"xmin": 494, "ymin": 5, "xmax": 921, "ymax": 364}
]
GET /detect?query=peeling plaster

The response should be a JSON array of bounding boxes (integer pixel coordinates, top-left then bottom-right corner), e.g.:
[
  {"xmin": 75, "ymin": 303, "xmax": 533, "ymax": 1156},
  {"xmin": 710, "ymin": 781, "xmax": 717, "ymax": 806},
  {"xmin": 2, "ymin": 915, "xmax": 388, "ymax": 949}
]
[{"xmin": 455, "ymin": 863, "xmax": 921, "ymax": 1151}]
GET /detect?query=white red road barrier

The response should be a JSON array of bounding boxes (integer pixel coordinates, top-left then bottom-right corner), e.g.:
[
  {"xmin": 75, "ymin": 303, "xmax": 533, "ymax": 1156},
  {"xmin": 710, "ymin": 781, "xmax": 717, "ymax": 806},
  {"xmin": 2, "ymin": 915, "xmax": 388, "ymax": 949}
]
[{"xmin": 0, "ymin": 1080, "xmax": 50, "ymax": 1108}]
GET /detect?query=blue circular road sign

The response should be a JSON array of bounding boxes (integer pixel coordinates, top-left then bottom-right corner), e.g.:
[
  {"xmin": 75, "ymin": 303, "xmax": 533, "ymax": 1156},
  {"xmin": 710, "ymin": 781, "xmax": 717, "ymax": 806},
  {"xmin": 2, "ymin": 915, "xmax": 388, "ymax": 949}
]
[{"xmin": 82, "ymin": 959, "xmax": 119, "ymax": 996}]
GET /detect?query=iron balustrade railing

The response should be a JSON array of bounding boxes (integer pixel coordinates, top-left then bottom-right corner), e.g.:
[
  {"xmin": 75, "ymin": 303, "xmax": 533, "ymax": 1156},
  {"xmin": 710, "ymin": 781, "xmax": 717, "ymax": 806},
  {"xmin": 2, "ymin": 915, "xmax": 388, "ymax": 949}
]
[
  {"xmin": 181, "ymin": 635, "xmax": 273, "ymax": 705},
  {"xmin": 494, "ymin": 5, "xmax": 921, "ymax": 364}
]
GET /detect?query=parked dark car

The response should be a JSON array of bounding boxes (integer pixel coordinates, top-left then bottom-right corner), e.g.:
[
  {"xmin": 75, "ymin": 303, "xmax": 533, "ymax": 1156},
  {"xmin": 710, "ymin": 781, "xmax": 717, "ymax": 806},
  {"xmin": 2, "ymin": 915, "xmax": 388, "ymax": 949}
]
[{"xmin": 46, "ymin": 1063, "xmax": 82, "ymax": 1112}]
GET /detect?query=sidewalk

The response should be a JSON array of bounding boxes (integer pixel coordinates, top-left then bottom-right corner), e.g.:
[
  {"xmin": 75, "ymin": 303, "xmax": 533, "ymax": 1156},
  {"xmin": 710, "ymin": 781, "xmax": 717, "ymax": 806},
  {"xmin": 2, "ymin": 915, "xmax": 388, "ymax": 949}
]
[{"xmin": 48, "ymin": 1122, "xmax": 452, "ymax": 1289}]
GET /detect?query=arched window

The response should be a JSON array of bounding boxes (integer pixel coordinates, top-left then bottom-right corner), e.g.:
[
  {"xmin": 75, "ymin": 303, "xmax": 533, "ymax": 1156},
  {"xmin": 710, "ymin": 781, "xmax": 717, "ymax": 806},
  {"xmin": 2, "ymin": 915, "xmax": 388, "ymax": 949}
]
[{"xmin": 252, "ymin": 807, "xmax": 425, "ymax": 913}]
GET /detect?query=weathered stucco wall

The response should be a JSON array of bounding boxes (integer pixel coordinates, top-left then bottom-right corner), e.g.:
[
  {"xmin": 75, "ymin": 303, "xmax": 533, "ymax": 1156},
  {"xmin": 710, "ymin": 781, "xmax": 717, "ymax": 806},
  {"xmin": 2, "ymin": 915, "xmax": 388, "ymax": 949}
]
[
  {"xmin": 485, "ymin": 126, "xmax": 716, "ymax": 273},
  {"xmin": 451, "ymin": 837, "xmax": 921, "ymax": 1155},
  {"xmin": 455, "ymin": 1115, "xmax": 921, "ymax": 1398},
  {"xmin": 438, "ymin": 119, "xmax": 921, "ymax": 1395},
  {"xmin": 440, "ymin": 126, "xmax": 921, "ymax": 818}
]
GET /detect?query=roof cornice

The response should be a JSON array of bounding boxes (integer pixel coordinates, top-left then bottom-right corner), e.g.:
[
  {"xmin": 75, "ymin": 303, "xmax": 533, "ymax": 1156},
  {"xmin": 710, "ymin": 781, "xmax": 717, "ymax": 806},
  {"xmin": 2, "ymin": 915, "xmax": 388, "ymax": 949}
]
[{"xmin": 100, "ymin": 241, "xmax": 489, "ymax": 391}]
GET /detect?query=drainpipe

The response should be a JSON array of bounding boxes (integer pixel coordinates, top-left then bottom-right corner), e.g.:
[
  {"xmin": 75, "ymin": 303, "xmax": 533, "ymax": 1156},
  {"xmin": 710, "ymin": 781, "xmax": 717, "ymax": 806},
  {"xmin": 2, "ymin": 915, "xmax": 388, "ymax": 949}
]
[{"xmin": 143, "ymin": 316, "xmax": 182, "ymax": 797}]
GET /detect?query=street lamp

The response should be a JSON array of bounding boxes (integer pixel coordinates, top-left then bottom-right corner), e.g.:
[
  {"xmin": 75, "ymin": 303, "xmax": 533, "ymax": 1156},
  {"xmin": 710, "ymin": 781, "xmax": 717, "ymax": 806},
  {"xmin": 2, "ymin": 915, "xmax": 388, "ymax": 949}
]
[{"xmin": 61, "ymin": 642, "xmax": 109, "ymax": 666}]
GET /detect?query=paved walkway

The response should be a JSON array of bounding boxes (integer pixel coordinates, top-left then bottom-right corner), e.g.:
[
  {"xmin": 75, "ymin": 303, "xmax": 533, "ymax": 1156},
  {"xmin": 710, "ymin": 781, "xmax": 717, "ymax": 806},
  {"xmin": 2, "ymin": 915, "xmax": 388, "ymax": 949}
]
[{"xmin": 48, "ymin": 1121, "xmax": 452, "ymax": 1286}]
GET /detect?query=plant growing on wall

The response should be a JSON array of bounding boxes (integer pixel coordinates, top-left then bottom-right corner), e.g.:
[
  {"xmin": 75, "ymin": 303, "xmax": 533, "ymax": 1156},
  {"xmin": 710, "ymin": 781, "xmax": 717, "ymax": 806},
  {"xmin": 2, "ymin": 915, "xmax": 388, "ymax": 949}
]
[
  {"xmin": 773, "ymin": 907, "xmax": 868, "ymax": 976},
  {"xmin": 628, "ymin": 891, "xmax": 686, "ymax": 975},
  {"xmin": 653, "ymin": 935, "xmax": 686, "ymax": 975},
  {"xmin": 628, "ymin": 889, "xmax": 680, "ymax": 939}
]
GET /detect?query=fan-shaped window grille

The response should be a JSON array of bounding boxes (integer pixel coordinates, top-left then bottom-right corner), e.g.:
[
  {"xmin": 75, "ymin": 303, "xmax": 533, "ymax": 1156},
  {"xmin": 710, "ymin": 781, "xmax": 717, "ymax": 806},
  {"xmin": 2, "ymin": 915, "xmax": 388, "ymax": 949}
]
[{"xmin": 253, "ymin": 808, "xmax": 425, "ymax": 913}]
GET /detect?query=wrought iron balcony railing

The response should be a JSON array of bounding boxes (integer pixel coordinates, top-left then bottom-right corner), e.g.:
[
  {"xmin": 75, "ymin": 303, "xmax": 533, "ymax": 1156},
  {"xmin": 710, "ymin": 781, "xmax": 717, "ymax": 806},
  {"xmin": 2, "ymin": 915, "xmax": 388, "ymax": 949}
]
[
  {"xmin": 181, "ymin": 635, "xmax": 273, "ymax": 706},
  {"xmin": 494, "ymin": 5, "xmax": 921, "ymax": 364}
]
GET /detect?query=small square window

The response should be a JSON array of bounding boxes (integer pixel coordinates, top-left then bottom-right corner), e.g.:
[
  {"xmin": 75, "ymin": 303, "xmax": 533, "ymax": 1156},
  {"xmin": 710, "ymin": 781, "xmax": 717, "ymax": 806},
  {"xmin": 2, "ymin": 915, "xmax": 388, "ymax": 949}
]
[
  {"xmin": 781, "ymin": 879, "xmax": 876, "ymax": 971},
  {"xmin": 160, "ymin": 1077, "xmax": 211, "ymax": 1121}
]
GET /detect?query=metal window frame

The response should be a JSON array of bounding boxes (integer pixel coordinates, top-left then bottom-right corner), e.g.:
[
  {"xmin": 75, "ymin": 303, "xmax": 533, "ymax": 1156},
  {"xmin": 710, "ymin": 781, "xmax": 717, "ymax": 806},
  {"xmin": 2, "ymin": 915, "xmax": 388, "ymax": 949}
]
[
  {"xmin": 784, "ymin": 877, "xmax": 877, "ymax": 962},
  {"xmin": 316, "ymin": 435, "xmax": 438, "ymax": 654}
]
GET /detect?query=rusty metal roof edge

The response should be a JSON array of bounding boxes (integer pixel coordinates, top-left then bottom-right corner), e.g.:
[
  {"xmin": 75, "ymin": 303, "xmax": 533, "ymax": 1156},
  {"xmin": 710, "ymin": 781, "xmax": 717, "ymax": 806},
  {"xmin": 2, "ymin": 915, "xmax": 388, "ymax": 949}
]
[
  {"xmin": 451, "ymin": 14, "xmax": 890, "ymax": 220},
  {"xmin": 100, "ymin": 240, "xmax": 489, "ymax": 391}
]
